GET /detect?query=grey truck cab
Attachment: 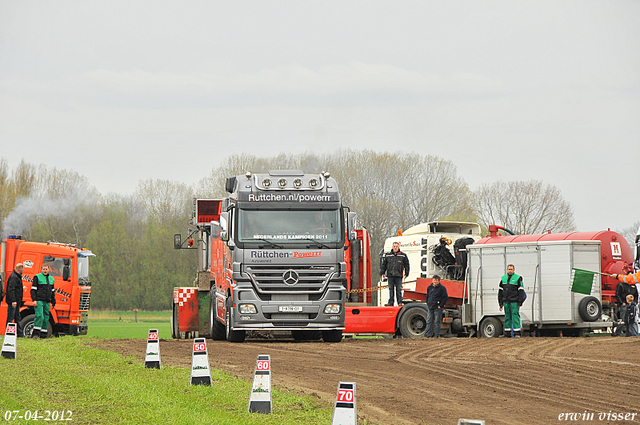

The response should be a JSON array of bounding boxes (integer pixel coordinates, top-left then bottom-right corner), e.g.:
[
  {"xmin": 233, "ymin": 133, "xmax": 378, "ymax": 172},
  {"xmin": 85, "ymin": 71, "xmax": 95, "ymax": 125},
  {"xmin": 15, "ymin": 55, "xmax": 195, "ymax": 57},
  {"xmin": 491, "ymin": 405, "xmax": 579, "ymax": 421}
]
[{"xmin": 215, "ymin": 170, "xmax": 355, "ymax": 342}]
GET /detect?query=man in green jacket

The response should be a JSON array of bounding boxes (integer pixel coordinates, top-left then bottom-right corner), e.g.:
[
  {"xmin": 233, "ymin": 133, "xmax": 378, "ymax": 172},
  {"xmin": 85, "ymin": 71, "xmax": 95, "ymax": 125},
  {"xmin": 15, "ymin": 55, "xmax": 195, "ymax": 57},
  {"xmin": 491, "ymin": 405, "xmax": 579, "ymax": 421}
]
[
  {"xmin": 498, "ymin": 264, "xmax": 525, "ymax": 337},
  {"xmin": 30, "ymin": 264, "xmax": 56, "ymax": 339}
]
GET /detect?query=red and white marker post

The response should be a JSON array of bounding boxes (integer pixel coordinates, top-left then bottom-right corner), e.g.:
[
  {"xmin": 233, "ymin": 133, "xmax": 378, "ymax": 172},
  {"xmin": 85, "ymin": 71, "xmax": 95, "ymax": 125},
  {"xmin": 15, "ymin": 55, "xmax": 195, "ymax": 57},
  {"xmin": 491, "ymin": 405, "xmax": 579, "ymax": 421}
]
[
  {"xmin": 190, "ymin": 338, "xmax": 212, "ymax": 386},
  {"xmin": 1, "ymin": 323, "xmax": 18, "ymax": 359},
  {"xmin": 144, "ymin": 329, "xmax": 161, "ymax": 369},
  {"xmin": 248, "ymin": 354, "xmax": 272, "ymax": 414},
  {"xmin": 332, "ymin": 382, "xmax": 357, "ymax": 425}
]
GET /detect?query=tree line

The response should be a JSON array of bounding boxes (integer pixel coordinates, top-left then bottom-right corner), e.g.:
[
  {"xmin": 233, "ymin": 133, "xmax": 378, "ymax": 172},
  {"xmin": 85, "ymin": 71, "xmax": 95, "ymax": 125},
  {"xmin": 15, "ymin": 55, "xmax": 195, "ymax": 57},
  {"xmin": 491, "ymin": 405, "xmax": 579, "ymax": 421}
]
[{"xmin": 1, "ymin": 152, "xmax": 579, "ymax": 310}]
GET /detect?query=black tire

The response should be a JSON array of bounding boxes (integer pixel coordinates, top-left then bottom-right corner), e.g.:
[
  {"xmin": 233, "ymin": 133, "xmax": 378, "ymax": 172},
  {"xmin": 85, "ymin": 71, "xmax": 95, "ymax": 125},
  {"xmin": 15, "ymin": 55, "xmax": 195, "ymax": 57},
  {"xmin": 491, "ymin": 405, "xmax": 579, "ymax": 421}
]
[
  {"xmin": 479, "ymin": 316, "xmax": 503, "ymax": 338},
  {"xmin": 20, "ymin": 314, "xmax": 52, "ymax": 338},
  {"xmin": 291, "ymin": 330, "xmax": 322, "ymax": 341},
  {"xmin": 209, "ymin": 293, "xmax": 225, "ymax": 340},
  {"xmin": 321, "ymin": 330, "xmax": 343, "ymax": 343},
  {"xmin": 171, "ymin": 303, "xmax": 180, "ymax": 339},
  {"xmin": 398, "ymin": 305, "xmax": 429, "ymax": 338},
  {"xmin": 225, "ymin": 298, "xmax": 246, "ymax": 343},
  {"xmin": 578, "ymin": 296, "xmax": 602, "ymax": 322}
]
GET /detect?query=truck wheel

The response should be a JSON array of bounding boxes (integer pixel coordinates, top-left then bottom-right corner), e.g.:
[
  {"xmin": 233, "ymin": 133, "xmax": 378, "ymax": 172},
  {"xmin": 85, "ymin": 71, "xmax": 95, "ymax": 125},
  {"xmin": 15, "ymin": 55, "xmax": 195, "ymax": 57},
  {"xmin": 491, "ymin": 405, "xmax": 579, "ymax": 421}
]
[
  {"xmin": 171, "ymin": 303, "xmax": 180, "ymax": 339},
  {"xmin": 479, "ymin": 317, "xmax": 503, "ymax": 338},
  {"xmin": 398, "ymin": 305, "xmax": 429, "ymax": 338},
  {"xmin": 225, "ymin": 298, "xmax": 245, "ymax": 343},
  {"xmin": 19, "ymin": 314, "xmax": 52, "ymax": 338},
  {"xmin": 291, "ymin": 330, "xmax": 322, "ymax": 341},
  {"xmin": 578, "ymin": 297, "xmax": 601, "ymax": 322},
  {"xmin": 209, "ymin": 295, "xmax": 225, "ymax": 340},
  {"xmin": 321, "ymin": 330, "xmax": 343, "ymax": 342}
]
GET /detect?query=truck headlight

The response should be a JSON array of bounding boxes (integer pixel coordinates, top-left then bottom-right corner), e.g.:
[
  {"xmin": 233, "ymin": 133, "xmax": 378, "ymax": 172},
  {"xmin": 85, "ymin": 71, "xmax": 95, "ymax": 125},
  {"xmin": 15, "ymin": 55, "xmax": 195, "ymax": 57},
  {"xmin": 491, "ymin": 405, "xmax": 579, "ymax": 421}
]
[
  {"xmin": 239, "ymin": 304, "xmax": 257, "ymax": 314},
  {"xmin": 324, "ymin": 304, "xmax": 341, "ymax": 314}
]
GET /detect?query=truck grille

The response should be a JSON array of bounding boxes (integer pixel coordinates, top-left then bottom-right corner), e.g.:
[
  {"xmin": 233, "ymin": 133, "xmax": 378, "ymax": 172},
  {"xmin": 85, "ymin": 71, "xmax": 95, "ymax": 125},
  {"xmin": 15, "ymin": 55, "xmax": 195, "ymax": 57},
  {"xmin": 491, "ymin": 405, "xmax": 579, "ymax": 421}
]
[
  {"xmin": 79, "ymin": 293, "xmax": 91, "ymax": 311},
  {"xmin": 245, "ymin": 265, "xmax": 336, "ymax": 294}
]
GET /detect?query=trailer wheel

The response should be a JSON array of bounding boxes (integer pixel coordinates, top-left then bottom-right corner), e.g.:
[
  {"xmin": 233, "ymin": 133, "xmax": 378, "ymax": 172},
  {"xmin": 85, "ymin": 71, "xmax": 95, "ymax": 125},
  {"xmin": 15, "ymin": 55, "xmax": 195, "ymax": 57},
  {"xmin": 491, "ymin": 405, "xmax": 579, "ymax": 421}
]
[
  {"xmin": 291, "ymin": 330, "xmax": 322, "ymax": 341},
  {"xmin": 398, "ymin": 305, "xmax": 429, "ymax": 338},
  {"xmin": 19, "ymin": 314, "xmax": 52, "ymax": 338},
  {"xmin": 225, "ymin": 298, "xmax": 245, "ymax": 343},
  {"xmin": 479, "ymin": 317, "xmax": 502, "ymax": 338},
  {"xmin": 209, "ymin": 295, "xmax": 225, "ymax": 340},
  {"xmin": 321, "ymin": 330, "xmax": 343, "ymax": 342},
  {"xmin": 578, "ymin": 297, "xmax": 601, "ymax": 322},
  {"xmin": 171, "ymin": 303, "xmax": 180, "ymax": 339}
]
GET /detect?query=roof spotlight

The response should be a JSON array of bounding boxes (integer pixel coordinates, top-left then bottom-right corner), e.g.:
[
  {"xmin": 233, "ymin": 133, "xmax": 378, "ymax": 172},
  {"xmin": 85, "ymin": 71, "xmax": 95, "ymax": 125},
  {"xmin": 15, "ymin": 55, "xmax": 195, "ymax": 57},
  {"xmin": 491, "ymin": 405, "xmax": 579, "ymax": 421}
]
[
  {"xmin": 293, "ymin": 178, "xmax": 302, "ymax": 188},
  {"xmin": 278, "ymin": 178, "xmax": 287, "ymax": 187},
  {"xmin": 262, "ymin": 178, "xmax": 271, "ymax": 187},
  {"xmin": 309, "ymin": 178, "xmax": 318, "ymax": 188}
]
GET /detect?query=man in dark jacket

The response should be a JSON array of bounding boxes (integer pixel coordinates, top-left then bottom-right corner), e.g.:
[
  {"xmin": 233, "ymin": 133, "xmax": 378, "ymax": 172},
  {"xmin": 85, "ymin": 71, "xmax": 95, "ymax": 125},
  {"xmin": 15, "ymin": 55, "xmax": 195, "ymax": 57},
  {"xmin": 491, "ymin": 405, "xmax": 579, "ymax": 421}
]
[
  {"xmin": 30, "ymin": 263, "xmax": 56, "ymax": 339},
  {"xmin": 612, "ymin": 271, "xmax": 639, "ymax": 336},
  {"xmin": 5, "ymin": 263, "xmax": 25, "ymax": 337},
  {"xmin": 425, "ymin": 275, "xmax": 448, "ymax": 338},
  {"xmin": 498, "ymin": 264, "xmax": 525, "ymax": 337},
  {"xmin": 380, "ymin": 242, "xmax": 410, "ymax": 306}
]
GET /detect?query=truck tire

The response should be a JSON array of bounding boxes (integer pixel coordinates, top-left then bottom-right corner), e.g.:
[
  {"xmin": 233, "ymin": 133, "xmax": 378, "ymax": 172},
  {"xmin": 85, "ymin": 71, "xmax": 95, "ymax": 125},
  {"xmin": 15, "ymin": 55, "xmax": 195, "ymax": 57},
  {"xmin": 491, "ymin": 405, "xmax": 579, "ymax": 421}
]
[
  {"xmin": 398, "ymin": 304, "xmax": 429, "ymax": 338},
  {"xmin": 479, "ymin": 316, "xmax": 503, "ymax": 338},
  {"xmin": 171, "ymin": 303, "xmax": 180, "ymax": 339},
  {"xmin": 291, "ymin": 330, "xmax": 322, "ymax": 341},
  {"xmin": 321, "ymin": 330, "xmax": 343, "ymax": 342},
  {"xmin": 209, "ymin": 295, "xmax": 225, "ymax": 340},
  {"xmin": 225, "ymin": 298, "xmax": 245, "ymax": 343},
  {"xmin": 20, "ymin": 314, "xmax": 52, "ymax": 338},
  {"xmin": 578, "ymin": 297, "xmax": 602, "ymax": 322}
]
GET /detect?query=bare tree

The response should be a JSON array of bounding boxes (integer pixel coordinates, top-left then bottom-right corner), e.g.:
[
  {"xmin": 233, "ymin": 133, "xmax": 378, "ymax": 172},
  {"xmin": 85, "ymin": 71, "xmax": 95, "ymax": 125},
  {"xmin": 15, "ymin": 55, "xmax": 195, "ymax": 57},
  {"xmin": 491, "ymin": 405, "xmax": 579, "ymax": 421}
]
[
  {"xmin": 617, "ymin": 220, "xmax": 640, "ymax": 250},
  {"xmin": 474, "ymin": 180, "xmax": 576, "ymax": 234}
]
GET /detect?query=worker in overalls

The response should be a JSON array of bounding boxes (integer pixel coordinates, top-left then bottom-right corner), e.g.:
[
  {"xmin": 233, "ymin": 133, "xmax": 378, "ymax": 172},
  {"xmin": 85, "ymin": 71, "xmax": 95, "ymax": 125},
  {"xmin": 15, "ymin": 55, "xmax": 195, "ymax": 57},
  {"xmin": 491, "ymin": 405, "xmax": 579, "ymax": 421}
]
[
  {"xmin": 30, "ymin": 264, "xmax": 56, "ymax": 339},
  {"xmin": 498, "ymin": 264, "xmax": 525, "ymax": 337}
]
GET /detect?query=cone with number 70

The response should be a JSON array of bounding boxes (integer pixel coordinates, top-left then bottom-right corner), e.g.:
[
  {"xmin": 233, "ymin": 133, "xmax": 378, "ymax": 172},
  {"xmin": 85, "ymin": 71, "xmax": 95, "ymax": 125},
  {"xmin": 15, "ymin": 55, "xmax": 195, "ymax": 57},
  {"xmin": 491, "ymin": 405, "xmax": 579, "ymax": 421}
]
[{"xmin": 332, "ymin": 382, "xmax": 357, "ymax": 425}]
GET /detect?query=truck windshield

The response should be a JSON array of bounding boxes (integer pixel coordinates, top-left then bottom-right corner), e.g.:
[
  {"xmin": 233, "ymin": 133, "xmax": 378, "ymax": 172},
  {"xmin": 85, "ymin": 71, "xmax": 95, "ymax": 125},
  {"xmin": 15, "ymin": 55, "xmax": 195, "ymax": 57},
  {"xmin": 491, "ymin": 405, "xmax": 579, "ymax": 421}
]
[{"xmin": 238, "ymin": 209, "xmax": 342, "ymax": 243}]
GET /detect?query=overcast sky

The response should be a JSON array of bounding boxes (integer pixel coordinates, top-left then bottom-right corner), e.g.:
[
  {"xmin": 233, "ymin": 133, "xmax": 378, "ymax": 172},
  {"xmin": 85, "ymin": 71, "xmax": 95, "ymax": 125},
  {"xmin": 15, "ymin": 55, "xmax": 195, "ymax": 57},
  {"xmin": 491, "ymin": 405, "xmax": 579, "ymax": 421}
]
[{"xmin": 1, "ymin": 1, "xmax": 638, "ymax": 232}]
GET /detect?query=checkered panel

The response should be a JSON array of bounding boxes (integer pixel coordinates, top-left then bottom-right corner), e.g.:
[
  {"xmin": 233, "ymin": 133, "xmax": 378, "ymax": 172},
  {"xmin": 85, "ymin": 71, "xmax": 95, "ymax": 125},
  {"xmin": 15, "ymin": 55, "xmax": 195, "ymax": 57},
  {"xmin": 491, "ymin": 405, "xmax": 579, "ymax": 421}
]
[{"xmin": 177, "ymin": 288, "xmax": 196, "ymax": 307}]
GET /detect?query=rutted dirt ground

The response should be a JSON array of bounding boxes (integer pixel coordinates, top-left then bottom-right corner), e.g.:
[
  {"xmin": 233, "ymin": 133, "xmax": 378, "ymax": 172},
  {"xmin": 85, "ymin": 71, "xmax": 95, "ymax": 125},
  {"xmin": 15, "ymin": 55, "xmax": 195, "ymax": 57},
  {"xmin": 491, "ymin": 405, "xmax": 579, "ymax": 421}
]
[{"xmin": 93, "ymin": 336, "xmax": 640, "ymax": 425}]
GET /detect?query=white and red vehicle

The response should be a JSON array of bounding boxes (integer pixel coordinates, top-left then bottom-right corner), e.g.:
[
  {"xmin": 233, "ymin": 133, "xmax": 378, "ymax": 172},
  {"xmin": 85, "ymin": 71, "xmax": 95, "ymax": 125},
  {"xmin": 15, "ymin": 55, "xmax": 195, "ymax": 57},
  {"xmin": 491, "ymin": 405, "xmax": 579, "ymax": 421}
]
[{"xmin": 344, "ymin": 224, "xmax": 631, "ymax": 338}]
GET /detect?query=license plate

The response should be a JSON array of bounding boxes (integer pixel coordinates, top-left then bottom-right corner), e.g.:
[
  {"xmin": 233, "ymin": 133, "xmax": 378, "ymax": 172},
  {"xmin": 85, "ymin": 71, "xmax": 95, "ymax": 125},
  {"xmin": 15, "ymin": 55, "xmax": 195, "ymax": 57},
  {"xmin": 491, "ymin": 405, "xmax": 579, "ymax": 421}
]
[{"xmin": 279, "ymin": 306, "xmax": 303, "ymax": 312}]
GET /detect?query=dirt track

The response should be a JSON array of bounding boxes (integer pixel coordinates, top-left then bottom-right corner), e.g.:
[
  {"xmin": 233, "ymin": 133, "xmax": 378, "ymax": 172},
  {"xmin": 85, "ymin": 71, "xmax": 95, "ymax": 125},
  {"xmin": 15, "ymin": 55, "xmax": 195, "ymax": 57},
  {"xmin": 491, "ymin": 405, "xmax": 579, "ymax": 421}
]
[{"xmin": 94, "ymin": 336, "xmax": 640, "ymax": 425}]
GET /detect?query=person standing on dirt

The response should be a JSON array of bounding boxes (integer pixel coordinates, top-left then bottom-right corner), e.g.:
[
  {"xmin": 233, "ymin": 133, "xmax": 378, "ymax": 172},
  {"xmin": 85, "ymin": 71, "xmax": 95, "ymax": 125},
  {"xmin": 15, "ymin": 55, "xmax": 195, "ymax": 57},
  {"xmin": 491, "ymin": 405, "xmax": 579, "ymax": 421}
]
[
  {"xmin": 612, "ymin": 270, "xmax": 639, "ymax": 336},
  {"xmin": 624, "ymin": 294, "xmax": 639, "ymax": 337},
  {"xmin": 30, "ymin": 263, "xmax": 56, "ymax": 339},
  {"xmin": 5, "ymin": 263, "xmax": 25, "ymax": 337},
  {"xmin": 498, "ymin": 264, "xmax": 525, "ymax": 337},
  {"xmin": 380, "ymin": 242, "xmax": 410, "ymax": 306},
  {"xmin": 425, "ymin": 275, "xmax": 448, "ymax": 338}
]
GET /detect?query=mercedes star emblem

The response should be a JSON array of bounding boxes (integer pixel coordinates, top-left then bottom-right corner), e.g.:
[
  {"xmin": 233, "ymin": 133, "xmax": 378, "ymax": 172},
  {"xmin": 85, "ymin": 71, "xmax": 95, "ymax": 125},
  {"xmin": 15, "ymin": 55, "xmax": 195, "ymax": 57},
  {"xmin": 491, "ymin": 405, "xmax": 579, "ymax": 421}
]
[{"xmin": 282, "ymin": 269, "xmax": 299, "ymax": 285}]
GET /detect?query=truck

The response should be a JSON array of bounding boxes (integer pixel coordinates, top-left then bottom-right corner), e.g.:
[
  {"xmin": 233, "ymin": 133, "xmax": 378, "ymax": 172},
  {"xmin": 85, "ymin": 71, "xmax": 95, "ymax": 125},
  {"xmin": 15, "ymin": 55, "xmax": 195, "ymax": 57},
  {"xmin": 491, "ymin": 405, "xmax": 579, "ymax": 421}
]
[
  {"xmin": 172, "ymin": 170, "xmax": 358, "ymax": 342},
  {"xmin": 344, "ymin": 224, "xmax": 632, "ymax": 338},
  {"xmin": 1, "ymin": 235, "xmax": 95, "ymax": 337}
]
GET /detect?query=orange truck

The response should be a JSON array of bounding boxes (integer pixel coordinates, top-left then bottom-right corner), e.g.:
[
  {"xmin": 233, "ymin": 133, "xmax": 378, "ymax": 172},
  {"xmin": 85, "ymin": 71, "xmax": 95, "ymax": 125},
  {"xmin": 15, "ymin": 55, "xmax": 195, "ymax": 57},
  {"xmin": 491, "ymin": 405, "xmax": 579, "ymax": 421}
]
[{"xmin": 0, "ymin": 235, "xmax": 95, "ymax": 337}]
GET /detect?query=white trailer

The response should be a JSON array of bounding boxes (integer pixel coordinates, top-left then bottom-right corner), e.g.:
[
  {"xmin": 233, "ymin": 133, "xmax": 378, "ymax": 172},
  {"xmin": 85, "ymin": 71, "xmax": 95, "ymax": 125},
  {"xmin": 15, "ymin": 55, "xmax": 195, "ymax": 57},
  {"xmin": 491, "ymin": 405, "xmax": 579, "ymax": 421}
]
[{"xmin": 464, "ymin": 240, "xmax": 610, "ymax": 337}]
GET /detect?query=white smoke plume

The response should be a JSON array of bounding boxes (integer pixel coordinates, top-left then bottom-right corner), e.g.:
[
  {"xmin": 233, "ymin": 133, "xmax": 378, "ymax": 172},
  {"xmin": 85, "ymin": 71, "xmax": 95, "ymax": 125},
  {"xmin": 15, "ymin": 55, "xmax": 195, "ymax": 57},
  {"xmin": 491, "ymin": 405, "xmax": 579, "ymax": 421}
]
[{"xmin": 1, "ymin": 181, "xmax": 99, "ymax": 239}]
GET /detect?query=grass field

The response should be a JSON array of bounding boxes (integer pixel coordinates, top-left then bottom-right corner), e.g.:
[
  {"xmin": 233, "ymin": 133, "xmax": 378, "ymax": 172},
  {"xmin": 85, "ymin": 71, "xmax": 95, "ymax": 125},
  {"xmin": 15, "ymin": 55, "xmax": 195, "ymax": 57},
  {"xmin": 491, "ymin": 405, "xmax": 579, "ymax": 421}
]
[
  {"xmin": 86, "ymin": 310, "xmax": 172, "ymax": 339},
  {"xmin": 0, "ymin": 337, "xmax": 336, "ymax": 425}
]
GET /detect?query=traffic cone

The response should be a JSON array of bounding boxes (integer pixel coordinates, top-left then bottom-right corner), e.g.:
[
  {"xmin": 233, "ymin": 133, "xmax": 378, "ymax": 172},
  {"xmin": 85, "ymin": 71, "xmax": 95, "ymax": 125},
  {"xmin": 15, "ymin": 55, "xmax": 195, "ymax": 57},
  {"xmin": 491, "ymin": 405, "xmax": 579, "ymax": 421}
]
[
  {"xmin": 190, "ymin": 338, "xmax": 212, "ymax": 386},
  {"xmin": 144, "ymin": 329, "xmax": 161, "ymax": 369},
  {"xmin": 331, "ymin": 382, "xmax": 357, "ymax": 425},
  {"xmin": 248, "ymin": 355, "xmax": 272, "ymax": 414},
  {"xmin": 1, "ymin": 323, "xmax": 18, "ymax": 359}
]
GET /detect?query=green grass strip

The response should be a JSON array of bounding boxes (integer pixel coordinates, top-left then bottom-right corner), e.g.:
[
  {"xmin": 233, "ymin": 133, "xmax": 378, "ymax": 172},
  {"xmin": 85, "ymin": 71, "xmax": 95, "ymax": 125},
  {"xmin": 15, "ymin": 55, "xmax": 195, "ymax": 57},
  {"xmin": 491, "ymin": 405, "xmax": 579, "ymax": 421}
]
[{"xmin": 0, "ymin": 337, "xmax": 333, "ymax": 425}]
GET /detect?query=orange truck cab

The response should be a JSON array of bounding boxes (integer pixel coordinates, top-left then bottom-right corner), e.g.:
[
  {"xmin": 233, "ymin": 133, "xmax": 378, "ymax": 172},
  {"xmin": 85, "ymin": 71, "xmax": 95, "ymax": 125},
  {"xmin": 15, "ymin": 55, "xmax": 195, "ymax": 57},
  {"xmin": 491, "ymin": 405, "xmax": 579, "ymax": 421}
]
[{"xmin": 1, "ymin": 235, "xmax": 95, "ymax": 337}]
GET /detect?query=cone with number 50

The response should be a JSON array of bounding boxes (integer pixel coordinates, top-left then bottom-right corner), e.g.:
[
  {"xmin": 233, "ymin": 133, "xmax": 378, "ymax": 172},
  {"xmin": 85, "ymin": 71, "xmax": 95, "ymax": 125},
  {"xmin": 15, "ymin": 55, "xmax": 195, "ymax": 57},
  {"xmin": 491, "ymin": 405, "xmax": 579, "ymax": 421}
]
[{"xmin": 190, "ymin": 338, "xmax": 212, "ymax": 386}]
